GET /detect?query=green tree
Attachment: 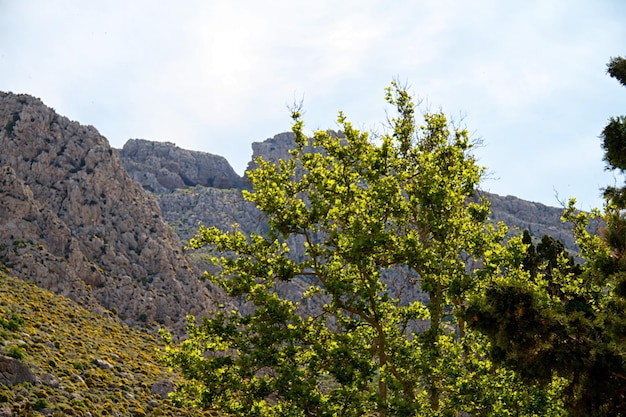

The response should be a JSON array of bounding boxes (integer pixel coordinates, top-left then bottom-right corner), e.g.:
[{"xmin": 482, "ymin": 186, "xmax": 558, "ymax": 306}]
[
  {"xmin": 466, "ymin": 57, "xmax": 626, "ymax": 416},
  {"xmin": 161, "ymin": 83, "xmax": 563, "ymax": 416},
  {"xmin": 467, "ymin": 205, "xmax": 626, "ymax": 416},
  {"xmin": 601, "ymin": 56, "xmax": 626, "ymax": 206}
]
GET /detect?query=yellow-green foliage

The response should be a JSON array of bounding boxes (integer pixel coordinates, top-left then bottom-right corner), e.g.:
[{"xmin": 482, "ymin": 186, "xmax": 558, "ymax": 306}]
[{"xmin": 0, "ymin": 271, "xmax": 216, "ymax": 416}]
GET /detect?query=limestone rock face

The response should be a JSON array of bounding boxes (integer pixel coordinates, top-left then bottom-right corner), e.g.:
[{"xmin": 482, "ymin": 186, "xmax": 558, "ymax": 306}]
[
  {"xmin": 118, "ymin": 139, "xmax": 245, "ymax": 192},
  {"xmin": 486, "ymin": 192, "xmax": 577, "ymax": 251},
  {"xmin": 159, "ymin": 187, "xmax": 263, "ymax": 242},
  {"xmin": 246, "ymin": 131, "xmax": 296, "ymax": 172},
  {"xmin": 0, "ymin": 165, "xmax": 98, "ymax": 306},
  {"xmin": 0, "ymin": 92, "xmax": 218, "ymax": 332}
]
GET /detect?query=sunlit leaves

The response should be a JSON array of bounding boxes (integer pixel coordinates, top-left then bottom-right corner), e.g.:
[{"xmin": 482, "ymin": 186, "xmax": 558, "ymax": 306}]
[{"xmin": 161, "ymin": 83, "xmax": 559, "ymax": 416}]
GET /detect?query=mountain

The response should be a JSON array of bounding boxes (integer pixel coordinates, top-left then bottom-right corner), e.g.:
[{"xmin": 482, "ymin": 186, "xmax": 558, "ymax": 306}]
[
  {"xmin": 118, "ymin": 132, "xmax": 581, "ymax": 332},
  {"xmin": 120, "ymin": 132, "xmax": 578, "ymax": 254},
  {"xmin": 0, "ymin": 92, "xmax": 580, "ymax": 337},
  {"xmin": 486, "ymin": 192, "xmax": 579, "ymax": 250},
  {"xmin": 0, "ymin": 270, "xmax": 211, "ymax": 416},
  {"xmin": 0, "ymin": 92, "xmax": 221, "ymax": 334},
  {"xmin": 0, "ymin": 91, "xmax": 591, "ymax": 414}
]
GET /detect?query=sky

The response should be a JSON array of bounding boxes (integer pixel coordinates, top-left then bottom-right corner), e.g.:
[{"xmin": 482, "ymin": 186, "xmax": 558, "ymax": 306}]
[{"xmin": 1, "ymin": 1, "xmax": 625, "ymax": 210}]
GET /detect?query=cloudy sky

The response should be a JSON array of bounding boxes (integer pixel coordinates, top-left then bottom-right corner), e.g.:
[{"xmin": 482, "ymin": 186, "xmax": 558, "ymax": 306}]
[{"xmin": 1, "ymin": 1, "xmax": 625, "ymax": 209}]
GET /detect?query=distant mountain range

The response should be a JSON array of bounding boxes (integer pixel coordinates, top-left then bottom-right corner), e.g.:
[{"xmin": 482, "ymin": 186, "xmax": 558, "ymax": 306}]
[
  {"xmin": 117, "ymin": 132, "xmax": 580, "ymax": 254},
  {"xmin": 0, "ymin": 92, "xmax": 579, "ymax": 334},
  {"xmin": 0, "ymin": 91, "xmax": 590, "ymax": 414}
]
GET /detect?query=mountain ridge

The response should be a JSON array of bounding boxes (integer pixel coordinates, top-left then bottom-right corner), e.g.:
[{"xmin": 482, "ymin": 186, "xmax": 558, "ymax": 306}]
[
  {"xmin": 0, "ymin": 91, "xmax": 588, "ymax": 414},
  {"xmin": 0, "ymin": 92, "xmax": 221, "ymax": 334},
  {"xmin": 117, "ymin": 131, "xmax": 577, "ymax": 252},
  {"xmin": 0, "ymin": 91, "xmax": 579, "ymax": 336}
]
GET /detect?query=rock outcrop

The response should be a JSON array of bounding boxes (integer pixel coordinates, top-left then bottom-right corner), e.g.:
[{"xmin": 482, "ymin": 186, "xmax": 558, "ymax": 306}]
[
  {"xmin": 246, "ymin": 131, "xmax": 296, "ymax": 172},
  {"xmin": 0, "ymin": 356, "xmax": 37, "ymax": 386},
  {"xmin": 486, "ymin": 192, "xmax": 578, "ymax": 250},
  {"xmin": 0, "ymin": 92, "xmax": 219, "ymax": 331},
  {"xmin": 0, "ymin": 165, "xmax": 98, "ymax": 307},
  {"xmin": 159, "ymin": 187, "xmax": 263, "ymax": 242},
  {"xmin": 118, "ymin": 139, "xmax": 245, "ymax": 192}
]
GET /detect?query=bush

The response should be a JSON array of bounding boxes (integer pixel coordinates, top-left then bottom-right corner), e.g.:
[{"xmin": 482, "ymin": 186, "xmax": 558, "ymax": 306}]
[
  {"xmin": 0, "ymin": 314, "xmax": 24, "ymax": 331},
  {"xmin": 33, "ymin": 397, "xmax": 49, "ymax": 411},
  {"xmin": 7, "ymin": 345, "xmax": 24, "ymax": 360}
]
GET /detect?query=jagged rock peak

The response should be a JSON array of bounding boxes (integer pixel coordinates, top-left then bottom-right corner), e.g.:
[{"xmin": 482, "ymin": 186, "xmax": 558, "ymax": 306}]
[
  {"xmin": 0, "ymin": 91, "xmax": 220, "ymax": 333},
  {"xmin": 246, "ymin": 132, "xmax": 296, "ymax": 172},
  {"xmin": 118, "ymin": 138, "xmax": 245, "ymax": 192},
  {"xmin": 246, "ymin": 130, "xmax": 348, "ymax": 173}
]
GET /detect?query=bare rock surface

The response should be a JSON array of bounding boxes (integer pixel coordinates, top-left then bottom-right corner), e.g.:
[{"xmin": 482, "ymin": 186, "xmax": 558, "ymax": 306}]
[
  {"xmin": 151, "ymin": 379, "xmax": 175, "ymax": 399},
  {"xmin": 246, "ymin": 131, "xmax": 296, "ymax": 172},
  {"xmin": 485, "ymin": 192, "xmax": 578, "ymax": 251},
  {"xmin": 118, "ymin": 138, "xmax": 245, "ymax": 192},
  {"xmin": 159, "ymin": 186, "xmax": 264, "ymax": 242},
  {"xmin": 0, "ymin": 355, "xmax": 37, "ymax": 386},
  {"xmin": 0, "ymin": 92, "xmax": 220, "ymax": 332}
]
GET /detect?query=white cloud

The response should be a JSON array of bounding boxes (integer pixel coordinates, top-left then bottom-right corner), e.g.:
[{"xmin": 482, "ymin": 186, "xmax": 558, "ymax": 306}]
[{"xmin": 1, "ymin": 0, "xmax": 625, "ymax": 208}]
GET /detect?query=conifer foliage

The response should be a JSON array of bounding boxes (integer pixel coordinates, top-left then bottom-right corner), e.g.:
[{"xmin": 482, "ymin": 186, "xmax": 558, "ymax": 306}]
[
  {"xmin": 602, "ymin": 56, "xmax": 626, "ymax": 205},
  {"xmin": 467, "ymin": 56, "xmax": 626, "ymax": 417}
]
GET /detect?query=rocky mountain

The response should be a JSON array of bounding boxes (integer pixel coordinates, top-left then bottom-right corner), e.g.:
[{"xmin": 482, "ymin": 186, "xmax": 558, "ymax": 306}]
[
  {"xmin": 0, "ymin": 91, "xmax": 583, "ymax": 340},
  {"xmin": 129, "ymin": 131, "xmax": 578, "ymax": 254},
  {"xmin": 0, "ymin": 91, "xmax": 598, "ymax": 416},
  {"xmin": 487, "ymin": 192, "xmax": 579, "ymax": 250},
  {"xmin": 0, "ymin": 93, "xmax": 221, "ymax": 333},
  {"xmin": 118, "ymin": 139, "xmax": 246, "ymax": 192}
]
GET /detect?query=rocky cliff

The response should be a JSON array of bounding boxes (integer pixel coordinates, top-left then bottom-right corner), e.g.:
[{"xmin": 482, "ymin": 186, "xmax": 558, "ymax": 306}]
[
  {"xmin": 120, "ymin": 131, "xmax": 577, "ymax": 254},
  {"xmin": 487, "ymin": 192, "xmax": 578, "ymax": 250},
  {"xmin": 0, "ymin": 93, "xmax": 583, "ymax": 336},
  {"xmin": 118, "ymin": 139, "xmax": 245, "ymax": 193},
  {"xmin": 246, "ymin": 131, "xmax": 298, "ymax": 171},
  {"xmin": 0, "ymin": 93, "xmax": 220, "ymax": 332}
]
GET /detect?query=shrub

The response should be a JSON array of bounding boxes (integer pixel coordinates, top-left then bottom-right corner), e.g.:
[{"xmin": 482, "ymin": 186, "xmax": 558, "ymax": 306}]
[
  {"xmin": 0, "ymin": 314, "xmax": 24, "ymax": 331},
  {"xmin": 7, "ymin": 345, "xmax": 24, "ymax": 360},
  {"xmin": 33, "ymin": 397, "xmax": 49, "ymax": 411}
]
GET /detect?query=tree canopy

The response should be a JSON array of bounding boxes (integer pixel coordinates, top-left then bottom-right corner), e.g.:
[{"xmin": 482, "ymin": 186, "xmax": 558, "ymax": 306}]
[
  {"xmin": 601, "ymin": 56, "xmax": 626, "ymax": 205},
  {"xmin": 160, "ymin": 82, "xmax": 564, "ymax": 416},
  {"xmin": 466, "ymin": 205, "xmax": 626, "ymax": 416},
  {"xmin": 466, "ymin": 56, "xmax": 626, "ymax": 416}
]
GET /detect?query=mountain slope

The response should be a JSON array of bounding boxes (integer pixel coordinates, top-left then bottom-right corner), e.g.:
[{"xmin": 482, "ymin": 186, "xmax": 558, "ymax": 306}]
[
  {"xmin": 0, "ymin": 91, "xmax": 582, "ymax": 336},
  {"xmin": 0, "ymin": 270, "xmax": 213, "ymax": 416},
  {"xmin": 0, "ymin": 92, "xmax": 221, "ymax": 332}
]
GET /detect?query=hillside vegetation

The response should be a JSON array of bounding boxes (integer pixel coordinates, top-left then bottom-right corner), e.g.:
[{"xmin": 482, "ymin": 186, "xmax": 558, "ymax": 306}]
[{"xmin": 0, "ymin": 270, "xmax": 213, "ymax": 416}]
